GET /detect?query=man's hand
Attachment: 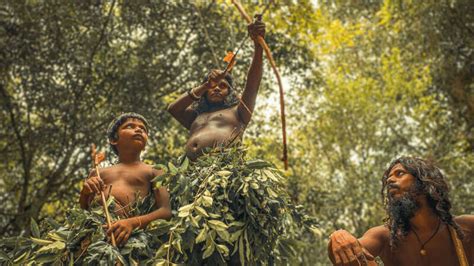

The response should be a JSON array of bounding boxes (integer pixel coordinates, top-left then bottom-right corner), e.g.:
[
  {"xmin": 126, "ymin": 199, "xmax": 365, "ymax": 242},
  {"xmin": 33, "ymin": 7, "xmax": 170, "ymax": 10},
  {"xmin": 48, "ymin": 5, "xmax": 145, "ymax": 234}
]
[
  {"xmin": 248, "ymin": 14, "xmax": 265, "ymax": 42},
  {"xmin": 104, "ymin": 218, "xmax": 137, "ymax": 246},
  {"xmin": 83, "ymin": 175, "xmax": 105, "ymax": 195},
  {"xmin": 329, "ymin": 229, "xmax": 375, "ymax": 266},
  {"xmin": 205, "ymin": 69, "xmax": 226, "ymax": 89}
]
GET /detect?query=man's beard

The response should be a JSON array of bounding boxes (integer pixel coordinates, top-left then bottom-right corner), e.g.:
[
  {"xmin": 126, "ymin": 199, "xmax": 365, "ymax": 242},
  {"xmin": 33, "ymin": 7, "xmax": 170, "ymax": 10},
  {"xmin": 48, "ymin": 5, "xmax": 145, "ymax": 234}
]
[{"xmin": 387, "ymin": 188, "xmax": 421, "ymax": 242}]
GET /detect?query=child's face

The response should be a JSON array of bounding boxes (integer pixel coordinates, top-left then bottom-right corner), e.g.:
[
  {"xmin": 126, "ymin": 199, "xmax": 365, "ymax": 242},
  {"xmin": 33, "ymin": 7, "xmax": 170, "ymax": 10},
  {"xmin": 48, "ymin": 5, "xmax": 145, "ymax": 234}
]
[{"xmin": 112, "ymin": 118, "xmax": 148, "ymax": 153}]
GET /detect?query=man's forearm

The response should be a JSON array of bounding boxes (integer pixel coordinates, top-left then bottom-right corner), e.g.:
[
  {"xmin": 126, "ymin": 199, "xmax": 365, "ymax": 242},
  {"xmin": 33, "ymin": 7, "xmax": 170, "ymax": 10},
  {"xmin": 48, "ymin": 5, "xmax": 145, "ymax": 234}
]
[
  {"xmin": 245, "ymin": 43, "xmax": 264, "ymax": 93},
  {"xmin": 167, "ymin": 84, "xmax": 208, "ymax": 114},
  {"xmin": 167, "ymin": 92, "xmax": 194, "ymax": 114},
  {"xmin": 238, "ymin": 43, "xmax": 263, "ymax": 123},
  {"xmin": 133, "ymin": 207, "xmax": 172, "ymax": 229}
]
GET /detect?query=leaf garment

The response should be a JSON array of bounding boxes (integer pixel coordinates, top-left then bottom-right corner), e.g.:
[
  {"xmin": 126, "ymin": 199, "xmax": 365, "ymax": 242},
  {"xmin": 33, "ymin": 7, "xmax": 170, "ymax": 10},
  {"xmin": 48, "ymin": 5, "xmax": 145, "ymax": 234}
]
[
  {"xmin": 151, "ymin": 146, "xmax": 317, "ymax": 265},
  {"xmin": 1, "ymin": 192, "xmax": 166, "ymax": 265}
]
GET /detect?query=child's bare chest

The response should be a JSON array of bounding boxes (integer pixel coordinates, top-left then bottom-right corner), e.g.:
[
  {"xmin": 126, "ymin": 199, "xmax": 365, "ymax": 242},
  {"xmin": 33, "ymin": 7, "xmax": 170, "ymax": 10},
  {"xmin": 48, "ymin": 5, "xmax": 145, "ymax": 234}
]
[{"xmin": 101, "ymin": 166, "xmax": 153, "ymax": 201}]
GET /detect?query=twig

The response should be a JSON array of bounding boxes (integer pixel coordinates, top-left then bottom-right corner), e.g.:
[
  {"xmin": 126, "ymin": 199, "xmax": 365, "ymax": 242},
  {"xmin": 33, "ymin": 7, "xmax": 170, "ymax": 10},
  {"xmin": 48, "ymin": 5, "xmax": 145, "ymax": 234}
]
[{"xmin": 91, "ymin": 144, "xmax": 116, "ymax": 247}]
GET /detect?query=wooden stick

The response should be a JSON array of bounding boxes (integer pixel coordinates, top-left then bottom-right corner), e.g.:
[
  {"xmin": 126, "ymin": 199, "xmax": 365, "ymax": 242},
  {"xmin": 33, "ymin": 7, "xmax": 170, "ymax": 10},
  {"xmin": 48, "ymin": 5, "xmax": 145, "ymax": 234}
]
[
  {"xmin": 91, "ymin": 144, "xmax": 116, "ymax": 247},
  {"xmin": 95, "ymin": 166, "xmax": 116, "ymax": 247},
  {"xmin": 230, "ymin": 0, "xmax": 289, "ymax": 170}
]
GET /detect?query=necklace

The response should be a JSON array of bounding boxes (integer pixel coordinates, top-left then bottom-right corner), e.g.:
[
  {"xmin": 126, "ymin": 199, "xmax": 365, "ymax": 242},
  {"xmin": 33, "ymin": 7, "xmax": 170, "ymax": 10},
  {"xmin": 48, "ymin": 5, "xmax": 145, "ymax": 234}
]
[{"xmin": 412, "ymin": 219, "xmax": 442, "ymax": 256}]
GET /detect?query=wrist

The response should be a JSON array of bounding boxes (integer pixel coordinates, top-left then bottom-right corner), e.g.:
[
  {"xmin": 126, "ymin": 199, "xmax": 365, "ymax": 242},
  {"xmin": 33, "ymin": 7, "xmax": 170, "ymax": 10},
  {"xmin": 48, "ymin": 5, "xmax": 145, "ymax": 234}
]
[
  {"xmin": 133, "ymin": 216, "xmax": 142, "ymax": 229},
  {"xmin": 187, "ymin": 88, "xmax": 200, "ymax": 101}
]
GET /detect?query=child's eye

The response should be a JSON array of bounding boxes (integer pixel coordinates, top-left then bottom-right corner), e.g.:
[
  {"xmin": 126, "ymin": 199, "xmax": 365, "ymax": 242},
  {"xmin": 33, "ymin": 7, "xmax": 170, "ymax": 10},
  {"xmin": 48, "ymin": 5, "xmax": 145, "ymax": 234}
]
[{"xmin": 397, "ymin": 171, "xmax": 405, "ymax": 176}]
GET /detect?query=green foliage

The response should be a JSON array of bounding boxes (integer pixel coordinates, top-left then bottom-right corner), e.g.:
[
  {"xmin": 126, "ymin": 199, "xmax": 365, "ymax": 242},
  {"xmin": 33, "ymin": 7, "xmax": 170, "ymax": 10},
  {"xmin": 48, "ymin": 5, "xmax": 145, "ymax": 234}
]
[
  {"xmin": 0, "ymin": 0, "xmax": 306, "ymax": 236},
  {"xmin": 244, "ymin": 1, "xmax": 473, "ymax": 263},
  {"xmin": 150, "ymin": 148, "xmax": 316, "ymax": 265},
  {"xmin": 0, "ymin": 0, "xmax": 473, "ymax": 264},
  {"xmin": 1, "ymin": 194, "xmax": 162, "ymax": 265}
]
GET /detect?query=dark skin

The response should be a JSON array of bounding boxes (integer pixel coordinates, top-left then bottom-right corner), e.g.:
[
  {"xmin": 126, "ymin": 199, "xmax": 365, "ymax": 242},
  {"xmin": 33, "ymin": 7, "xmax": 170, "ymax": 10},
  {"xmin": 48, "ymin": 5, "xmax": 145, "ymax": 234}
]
[
  {"xmin": 79, "ymin": 118, "xmax": 172, "ymax": 246},
  {"xmin": 167, "ymin": 18, "xmax": 265, "ymax": 160},
  {"xmin": 328, "ymin": 164, "xmax": 474, "ymax": 265}
]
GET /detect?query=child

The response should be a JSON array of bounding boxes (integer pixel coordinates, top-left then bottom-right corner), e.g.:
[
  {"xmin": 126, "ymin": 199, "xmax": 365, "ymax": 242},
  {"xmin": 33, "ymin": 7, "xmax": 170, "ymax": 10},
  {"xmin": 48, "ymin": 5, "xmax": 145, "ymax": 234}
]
[
  {"xmin": 80, "ymin": 112, "xmax": 171, "ymax": 246},
  {"xmin": 4, "ymin": 113, "xmax": 172, "ymax": 264}
]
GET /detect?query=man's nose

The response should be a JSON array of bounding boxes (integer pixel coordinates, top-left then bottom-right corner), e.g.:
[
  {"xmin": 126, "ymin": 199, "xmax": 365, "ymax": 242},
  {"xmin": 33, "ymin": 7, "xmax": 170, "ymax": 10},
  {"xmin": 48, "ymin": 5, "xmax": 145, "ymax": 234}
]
[{"xmin": 386, "ymin": 175, "xmax": 395, "ymax": 184}]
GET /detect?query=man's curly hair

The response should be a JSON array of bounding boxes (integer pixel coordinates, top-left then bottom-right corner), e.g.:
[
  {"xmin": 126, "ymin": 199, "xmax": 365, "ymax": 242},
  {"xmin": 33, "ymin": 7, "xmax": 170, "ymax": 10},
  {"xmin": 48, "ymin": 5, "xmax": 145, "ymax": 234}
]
[
  {"xmin": 106, "ymin": 112, "xmax": 150, "ymax": 155},
  {"xmin": 381, "ymin": 156, "xmax": 463, "ymax": 249},
  {"xmin": 193, "ymin": 71, "xmax": 239, "ymax": 114}
]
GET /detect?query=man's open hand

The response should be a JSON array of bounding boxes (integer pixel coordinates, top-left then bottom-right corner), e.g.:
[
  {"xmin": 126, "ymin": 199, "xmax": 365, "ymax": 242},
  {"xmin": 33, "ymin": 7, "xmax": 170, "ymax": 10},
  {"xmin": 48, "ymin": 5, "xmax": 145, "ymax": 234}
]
[{"xmin": 329, "ymin": 229, "xmax": 375, "ymax": 266}]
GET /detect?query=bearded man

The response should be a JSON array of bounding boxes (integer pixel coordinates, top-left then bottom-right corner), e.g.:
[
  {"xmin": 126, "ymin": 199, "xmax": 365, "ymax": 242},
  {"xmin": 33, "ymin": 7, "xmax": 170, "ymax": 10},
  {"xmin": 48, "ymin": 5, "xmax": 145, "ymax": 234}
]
[{"xmin": 328, "ymin": 157, "xmax": 473, "ymax": 266}]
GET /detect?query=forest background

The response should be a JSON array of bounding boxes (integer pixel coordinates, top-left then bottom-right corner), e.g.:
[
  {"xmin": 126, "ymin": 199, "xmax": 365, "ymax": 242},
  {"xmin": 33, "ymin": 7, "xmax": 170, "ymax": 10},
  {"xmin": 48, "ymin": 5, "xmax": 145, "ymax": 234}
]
[{"xmin": 1, "ymin": 0, "xmax": 473, "ymax": 264}]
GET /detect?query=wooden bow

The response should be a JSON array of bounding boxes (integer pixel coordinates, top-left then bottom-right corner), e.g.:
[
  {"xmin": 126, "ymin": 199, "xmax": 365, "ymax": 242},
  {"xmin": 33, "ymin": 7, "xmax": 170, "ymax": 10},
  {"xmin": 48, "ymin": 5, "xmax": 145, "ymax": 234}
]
[{"xmin": 230, "ymin": 0, "xmax": 289, "ymax": 170}]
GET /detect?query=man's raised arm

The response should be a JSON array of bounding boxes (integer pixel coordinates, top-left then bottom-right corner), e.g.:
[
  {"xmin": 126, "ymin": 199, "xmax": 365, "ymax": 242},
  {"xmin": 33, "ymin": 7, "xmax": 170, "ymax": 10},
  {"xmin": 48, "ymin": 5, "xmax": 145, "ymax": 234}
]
[
  {"xmin": 167, "ymin": 83, "xmax": 210, "ymax": 130},
  {"xmin": 237, "ymin": 18, "xmax": 265, "ymax": 125}
]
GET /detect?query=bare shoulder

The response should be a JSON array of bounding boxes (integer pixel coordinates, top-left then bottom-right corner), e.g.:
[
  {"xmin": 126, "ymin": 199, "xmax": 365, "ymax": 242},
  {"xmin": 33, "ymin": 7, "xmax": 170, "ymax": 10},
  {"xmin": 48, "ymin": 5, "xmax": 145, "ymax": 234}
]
[
  {"xmin": 362, "ymin": 225, "xmax": 390, "ymax": 241},
  {"xmin": 88, "ymin": 165, "xmax": 116, "ymax": 177},
  {"xmin": 100, "ymin": 164, "xmax": 120, "ymax": 173},
  {"xmin": 133, "ymin": 162, "xmax": 159, "ymax": 181},
  {"xmin": 454, "ymin": 215, "xmax": 474, "ymax": 230},
  {"xmin": 359, "ymin": 225, "xmax": 389, "ymax": 256}
]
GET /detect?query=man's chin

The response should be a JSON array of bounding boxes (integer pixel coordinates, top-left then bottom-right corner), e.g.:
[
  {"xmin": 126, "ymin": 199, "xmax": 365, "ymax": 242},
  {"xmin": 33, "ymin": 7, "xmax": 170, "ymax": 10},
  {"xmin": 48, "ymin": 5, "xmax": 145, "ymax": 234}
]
[
  {"xmin": 388, "ymin": 192, "xmax": 404, "ymax": 200},
  {"xmin": 208, "ymin": 99, "xmax": 224, "ymax": 105}
]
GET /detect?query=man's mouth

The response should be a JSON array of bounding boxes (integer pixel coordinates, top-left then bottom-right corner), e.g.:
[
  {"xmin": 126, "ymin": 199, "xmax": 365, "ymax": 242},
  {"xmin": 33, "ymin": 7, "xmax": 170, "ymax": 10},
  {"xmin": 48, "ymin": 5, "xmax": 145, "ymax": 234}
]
[{"xmin": 388, "ymin": 186, "xmax": 401, "ymax": 195}]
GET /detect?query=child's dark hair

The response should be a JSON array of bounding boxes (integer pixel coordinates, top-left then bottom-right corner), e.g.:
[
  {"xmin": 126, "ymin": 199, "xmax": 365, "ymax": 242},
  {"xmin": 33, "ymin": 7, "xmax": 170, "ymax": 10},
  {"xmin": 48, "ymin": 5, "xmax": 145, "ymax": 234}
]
[{"xmin": 107, "ymin": 112, "xmax": 150, "ymax": 155}]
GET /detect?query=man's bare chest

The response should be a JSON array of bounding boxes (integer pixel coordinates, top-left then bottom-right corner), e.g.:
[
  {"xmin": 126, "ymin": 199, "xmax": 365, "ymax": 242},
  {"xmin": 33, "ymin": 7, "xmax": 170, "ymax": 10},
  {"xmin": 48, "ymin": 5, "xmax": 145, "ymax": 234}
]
[
  {"xmin": 191, "ymin": 108, "xmax": 240, "ymax": 130},
  {"xmin": 382, "ymin": 231, "xmax": 459, "ymax": 266}
]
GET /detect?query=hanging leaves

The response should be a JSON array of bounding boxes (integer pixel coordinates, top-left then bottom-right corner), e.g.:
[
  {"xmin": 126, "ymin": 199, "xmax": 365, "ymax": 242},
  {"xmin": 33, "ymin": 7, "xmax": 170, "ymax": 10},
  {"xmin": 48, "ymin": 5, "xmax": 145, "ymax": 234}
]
[{"xmin": 150, "ymin": 147, "xmax": 316, "ymax": 265}]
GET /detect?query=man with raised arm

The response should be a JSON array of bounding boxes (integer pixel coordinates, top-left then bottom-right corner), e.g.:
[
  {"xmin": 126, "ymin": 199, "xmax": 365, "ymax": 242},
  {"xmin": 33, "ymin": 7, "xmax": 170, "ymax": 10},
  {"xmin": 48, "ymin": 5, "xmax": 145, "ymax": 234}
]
[
  {"xmin": 167, "ymin": 17, "xmax": 264, "ymax": 160},
  {"xmin": 328, "ymin": 157, "xmax": 473, "ymax": 266},
  {"xmin": 155, "ymin": 17, "xmax": 315, "ymax": 264}
]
